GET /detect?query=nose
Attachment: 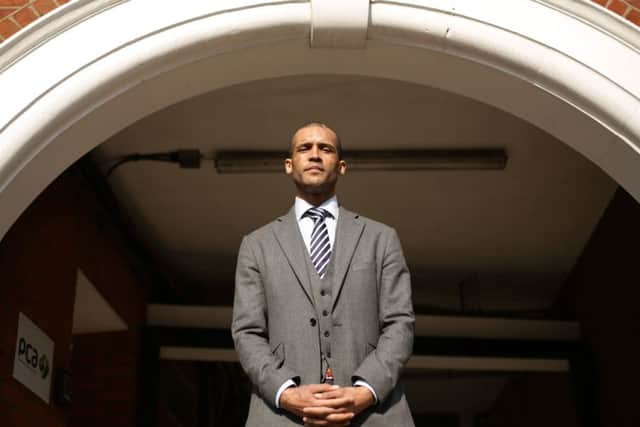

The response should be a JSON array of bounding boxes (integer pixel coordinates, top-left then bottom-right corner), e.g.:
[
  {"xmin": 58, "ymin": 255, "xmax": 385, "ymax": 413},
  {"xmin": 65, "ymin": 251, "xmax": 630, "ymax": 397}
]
[{"xmin": 309, "ymin": 145, "xmax": 321, "ymax": 160}]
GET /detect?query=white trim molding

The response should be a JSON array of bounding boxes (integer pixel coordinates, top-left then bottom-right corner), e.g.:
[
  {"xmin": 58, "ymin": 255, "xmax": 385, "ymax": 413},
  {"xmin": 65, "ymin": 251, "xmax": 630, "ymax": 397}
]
[
  {"xmin": 147, "ymin": 304, "xmax": 580, "ymax": 342},
  {"xmin": 159, "ymin": 346, "xmax": 570, "ymax": 373},
  {"xmin": 310, "ymin": 0, "xmax": 369, "ymax": 48},
  {"xmin": 0, "ymin": 0, "xmax": 124, "ymax": 72},
  {"xmin": 1, "ymin": 0, "xmax": 640, "ymax": 240}
]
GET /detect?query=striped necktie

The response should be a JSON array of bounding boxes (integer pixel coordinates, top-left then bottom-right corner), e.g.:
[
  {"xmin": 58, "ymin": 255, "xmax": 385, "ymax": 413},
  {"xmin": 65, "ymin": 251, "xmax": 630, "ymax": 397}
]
[{"xmin": 304, "ymin": 207, "xmax": 332, "ymax": 278}]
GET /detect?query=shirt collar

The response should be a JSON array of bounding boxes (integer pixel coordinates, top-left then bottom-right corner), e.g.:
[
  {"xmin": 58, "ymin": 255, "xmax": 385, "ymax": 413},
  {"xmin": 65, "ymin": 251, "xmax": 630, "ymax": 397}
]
[{"xmin": 295, "ymin": 195, "xmax": 339, "ymax": 221}]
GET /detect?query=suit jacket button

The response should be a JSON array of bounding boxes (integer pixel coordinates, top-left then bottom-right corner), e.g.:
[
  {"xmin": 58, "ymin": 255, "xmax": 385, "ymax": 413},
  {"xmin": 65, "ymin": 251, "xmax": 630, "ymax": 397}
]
[
  {"xmin": 322, "ymin": 310, "xmax": 329, "ymax": 316},
  {"xmin": 310, "ymin": 318, "xmax": 317, "ymax": 327},
  {"xmin": 326, "ymin": 352, "xmax": 331, "ymax": 358},
  {"xmin": 320, "ymin": 290, "xmax": 326, "ymax": 296},
  {"xmin": 324, "ymin": 331, "xmax": 330, "ymax": 337}
]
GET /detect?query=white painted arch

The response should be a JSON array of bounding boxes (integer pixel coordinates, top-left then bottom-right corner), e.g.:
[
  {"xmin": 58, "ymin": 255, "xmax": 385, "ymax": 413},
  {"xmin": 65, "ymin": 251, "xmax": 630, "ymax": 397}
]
[{"xmin": 1, "ymin": 0, "xmax": 640, "ymax": 241}]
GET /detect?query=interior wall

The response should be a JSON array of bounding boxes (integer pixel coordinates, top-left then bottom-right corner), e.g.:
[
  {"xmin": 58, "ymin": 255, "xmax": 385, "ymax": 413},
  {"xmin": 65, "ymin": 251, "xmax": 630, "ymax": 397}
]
[
  {"xmin": 0, "ymin": 168, "xmax": 146, "ymax": 427},
  {"xmin": 487, "ymin": 373, "xmax": 578, "ymax": 427}
]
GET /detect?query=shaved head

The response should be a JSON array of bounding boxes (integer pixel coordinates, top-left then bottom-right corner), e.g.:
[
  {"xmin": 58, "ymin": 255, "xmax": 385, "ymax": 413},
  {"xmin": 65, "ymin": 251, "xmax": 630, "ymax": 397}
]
[{"xmin": 289, "ymin": 122, "xmax": 343, "ymax": 159}]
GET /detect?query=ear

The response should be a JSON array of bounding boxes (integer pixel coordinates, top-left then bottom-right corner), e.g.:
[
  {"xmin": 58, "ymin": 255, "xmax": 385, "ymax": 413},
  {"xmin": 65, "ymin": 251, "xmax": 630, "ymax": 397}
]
[
  {"xmin": 284, "ymin": 158, "xmax": 293, "ymax": 175},
  {"xmin": 338, "ymin": 159, "xmax": 347, "ymax": 176}
]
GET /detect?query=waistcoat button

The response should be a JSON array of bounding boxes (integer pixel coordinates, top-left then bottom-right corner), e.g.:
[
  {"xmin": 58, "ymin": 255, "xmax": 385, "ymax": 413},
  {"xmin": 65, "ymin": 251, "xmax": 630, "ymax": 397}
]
[
  {"xmin": 310, "ymin": 318, "xmax": 317, "ymax": 326},
  {"xmin": 324, "ymin": 331, "xmax": 330, "ymax": 337}
]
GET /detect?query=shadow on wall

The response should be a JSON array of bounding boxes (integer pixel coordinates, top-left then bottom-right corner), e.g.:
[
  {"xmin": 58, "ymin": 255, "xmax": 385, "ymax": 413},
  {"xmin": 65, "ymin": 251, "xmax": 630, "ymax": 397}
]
[{"xmin": 156, "ymin": 361, "xmax": 250, "ymax": 427}]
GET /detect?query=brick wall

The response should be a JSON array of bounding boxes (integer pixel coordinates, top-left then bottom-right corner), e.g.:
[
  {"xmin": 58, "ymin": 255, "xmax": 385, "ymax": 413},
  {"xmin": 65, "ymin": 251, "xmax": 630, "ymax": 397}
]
[
  {"xmin": 0, "ymin": 169, "xmax": 146, "ymax": 427},
  {"xmin": 0, "ymin": 0, "xmax": 638, "ymax": 43},
  {"xmin": 70, "ymin": 332, "xmax": 144, "ymax": 427},
  {"xmin": 593, "ymin": 0, "xmax": 640, "ymax": 24},
  {"xmin": 0, "ymin": 0, "xmax": 68, "ymax": 41}
]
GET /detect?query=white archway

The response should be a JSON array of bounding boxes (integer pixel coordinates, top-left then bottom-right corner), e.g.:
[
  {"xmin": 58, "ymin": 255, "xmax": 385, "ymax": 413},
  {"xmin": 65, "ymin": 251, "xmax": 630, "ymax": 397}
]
[{"xmin": 1, "ymin": 0, "xmax": 639, "ymax": 240}]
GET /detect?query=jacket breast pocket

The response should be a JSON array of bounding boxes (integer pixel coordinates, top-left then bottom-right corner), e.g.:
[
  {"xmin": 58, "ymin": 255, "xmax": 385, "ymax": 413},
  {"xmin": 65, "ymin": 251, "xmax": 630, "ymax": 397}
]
[
  {"xmin": 349, "ymin": 262, "xmax": 378, "ymax": 298},
  {"xmin": 351, "ymin": 262, "xmax": 375, "ymax": 272},
  {"xmin": 271, "ymin": 342, "xmax": 285, "ymax": 369}
]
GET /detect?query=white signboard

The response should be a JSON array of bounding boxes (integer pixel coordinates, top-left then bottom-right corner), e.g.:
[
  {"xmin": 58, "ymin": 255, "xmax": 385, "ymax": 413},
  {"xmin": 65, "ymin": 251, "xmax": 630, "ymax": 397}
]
[{"xmin": 13, "ymin": 313, "xmax": 54, "ymax": 403}]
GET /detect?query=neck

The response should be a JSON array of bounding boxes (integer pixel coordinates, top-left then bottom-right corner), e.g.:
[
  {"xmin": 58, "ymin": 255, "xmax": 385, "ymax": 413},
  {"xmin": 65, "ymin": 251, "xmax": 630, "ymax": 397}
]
[{"xmin": 297, "ymin": 191, "xmax": 334, "ymax": 207}]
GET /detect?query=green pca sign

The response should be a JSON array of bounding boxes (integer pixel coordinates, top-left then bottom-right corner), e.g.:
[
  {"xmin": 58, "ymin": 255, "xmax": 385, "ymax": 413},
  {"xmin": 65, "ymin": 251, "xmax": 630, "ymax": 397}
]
[{"xmin": 13, "ymin": 313, "xmax": 55, "ymax": 403}]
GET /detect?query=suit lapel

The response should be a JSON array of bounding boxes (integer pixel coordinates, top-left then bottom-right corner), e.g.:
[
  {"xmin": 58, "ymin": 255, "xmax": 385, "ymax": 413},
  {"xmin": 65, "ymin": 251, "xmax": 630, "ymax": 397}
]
[
  {"xmin": 272, "ymin": 208, "xmax": 315, "ymax": 306},
  {"xmin": 331, "ymin": 207, "xmax": 365, "ymax": 310}
]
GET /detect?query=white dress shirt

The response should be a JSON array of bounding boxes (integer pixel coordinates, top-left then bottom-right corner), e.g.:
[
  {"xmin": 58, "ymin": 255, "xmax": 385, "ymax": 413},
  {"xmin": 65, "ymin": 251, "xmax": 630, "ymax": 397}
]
[
  {"xmin": 275, "ymin": 196, "xmax": 377, "ymax": 408},
  {"xmin": 295, "ymin": 195, "xmax": 339, "ymax": 252}
]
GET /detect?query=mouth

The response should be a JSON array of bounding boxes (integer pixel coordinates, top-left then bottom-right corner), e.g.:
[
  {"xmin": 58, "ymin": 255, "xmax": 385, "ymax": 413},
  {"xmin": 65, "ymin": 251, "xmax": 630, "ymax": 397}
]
[{"xmin": 305, "ymin": 166, "xmax": 324, "ymax": 172}]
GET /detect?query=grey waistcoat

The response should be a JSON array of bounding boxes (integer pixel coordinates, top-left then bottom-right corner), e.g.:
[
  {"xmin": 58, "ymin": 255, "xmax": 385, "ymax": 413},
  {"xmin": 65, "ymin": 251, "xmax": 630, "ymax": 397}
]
[{"xmin": 302, "ymin": 242, "xmax": 338, "ymax": 383}]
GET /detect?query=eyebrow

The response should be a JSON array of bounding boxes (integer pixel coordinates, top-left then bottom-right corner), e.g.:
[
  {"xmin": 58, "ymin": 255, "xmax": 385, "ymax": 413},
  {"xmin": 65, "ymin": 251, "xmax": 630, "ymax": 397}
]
[{"xmin": 296, "ymin": 141, "xmax": 336, "ymax": 147}]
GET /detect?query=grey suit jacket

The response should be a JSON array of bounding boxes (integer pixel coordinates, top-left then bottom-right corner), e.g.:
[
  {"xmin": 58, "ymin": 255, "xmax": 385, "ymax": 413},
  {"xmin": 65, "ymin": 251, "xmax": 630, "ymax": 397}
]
[{"xmin": 231, "ymin": 206, "xmax": 415, "ymax": 426}]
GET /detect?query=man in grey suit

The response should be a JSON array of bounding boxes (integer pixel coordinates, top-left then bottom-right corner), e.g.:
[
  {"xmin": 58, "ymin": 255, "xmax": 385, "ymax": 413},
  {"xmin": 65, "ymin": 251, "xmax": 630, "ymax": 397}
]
[{"xmin": 232, "ymin": 122, "xmax": 415, "ymax": 426}]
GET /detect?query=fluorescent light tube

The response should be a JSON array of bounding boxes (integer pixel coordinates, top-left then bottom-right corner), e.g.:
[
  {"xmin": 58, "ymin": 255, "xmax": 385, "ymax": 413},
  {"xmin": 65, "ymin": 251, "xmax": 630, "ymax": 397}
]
[{"xmin": 214, "ymin": 149, "xmax": 507, "ymax": 173}]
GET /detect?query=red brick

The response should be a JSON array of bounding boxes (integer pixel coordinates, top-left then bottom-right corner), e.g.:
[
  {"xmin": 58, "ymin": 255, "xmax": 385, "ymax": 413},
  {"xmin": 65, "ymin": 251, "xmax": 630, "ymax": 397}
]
[
  {"xmin": 626, "ymin": 1, "xmax": 640, "ymax": 8},
  {"xmin": 0, "ymin": 9, "xmax": 19, "ymax": 20},
  {"xmin": 32, "ymin": 0, "xmax": 56, "ymax": 16},
  {"xmin": 627, "ymin": 8, "xmax": 640, "ymax": 25},
  {"xmin": 608, "ymin": 0, "xmax": 630, "ymax": 15},
  {"xmin": 591, "ymin": 0, "xmax": 608, "ymax": 6},
  {"xmin": 0, "ymin": 1, "xmax": 32, "ymax": 6},
  {"xmin": 0, "ymin": 16, "xmax": 19, "ymax": 39},
  {"xmin": 13, "ymin": 6, "xmax": 37, "ymax": 27}
]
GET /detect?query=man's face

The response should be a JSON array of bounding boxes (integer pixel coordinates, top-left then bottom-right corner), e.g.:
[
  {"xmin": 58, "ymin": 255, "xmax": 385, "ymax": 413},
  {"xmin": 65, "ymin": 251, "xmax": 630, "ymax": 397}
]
[{"xmin": 285, "ymin": 125, "xmax": 346, "ymax": 195}]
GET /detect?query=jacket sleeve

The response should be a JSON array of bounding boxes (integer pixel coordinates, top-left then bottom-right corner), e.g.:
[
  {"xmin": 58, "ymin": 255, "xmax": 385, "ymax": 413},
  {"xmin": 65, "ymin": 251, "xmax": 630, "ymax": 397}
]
[
  {"xmin": 231, "ymin": 235, "xmax": 300, "ymax": 405},
  {"xmin": 352, "ymin": 228, "xmax": 415, "ymax": 402}
]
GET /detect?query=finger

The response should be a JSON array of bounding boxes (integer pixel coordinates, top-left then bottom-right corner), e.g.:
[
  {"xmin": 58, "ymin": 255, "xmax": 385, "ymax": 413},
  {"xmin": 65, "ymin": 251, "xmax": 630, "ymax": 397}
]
[
  {"xmin": 326, "ymin": 412, "xmax": 355, "ymax": 423},
  {"xmin": 306, "ymin": 396, "xmax": 352, "ymax": 409},
  {"xmin": 312, "ymin": 397, "xmax": 355, "ymax": 408},
  {"xmin": 303, "ymin": 405, "xmax": 349, "ymax": 417},
  {"xmin": 305, "ymin": 417, "xmax": 350, "ymax": 427},
  {"xmin": 303, "ymin": 416, "xmax": 330, "ymax": 426},
  {"xmin": 307, "ymin": 384, "xmax": 339, "ymax": 393},
  {"xmin": 314, "ymin": 389, "xmax": 345, "ymax": 399}
]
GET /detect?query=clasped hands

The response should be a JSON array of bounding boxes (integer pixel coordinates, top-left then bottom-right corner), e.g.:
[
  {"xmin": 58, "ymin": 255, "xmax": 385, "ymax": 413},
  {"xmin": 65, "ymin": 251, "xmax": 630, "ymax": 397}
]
[{"xmin": 280, "ymin": 384, "xmax": 374, "ymax": 426}]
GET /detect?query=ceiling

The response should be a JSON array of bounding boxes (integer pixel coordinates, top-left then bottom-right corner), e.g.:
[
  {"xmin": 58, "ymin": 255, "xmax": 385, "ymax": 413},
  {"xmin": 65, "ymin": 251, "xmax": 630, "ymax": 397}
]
[{"xmin": 92, "ymin": 74, "xmax": 616, "ymax": 313}]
